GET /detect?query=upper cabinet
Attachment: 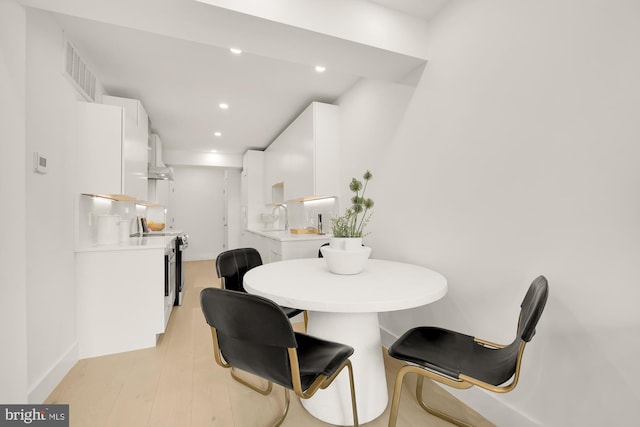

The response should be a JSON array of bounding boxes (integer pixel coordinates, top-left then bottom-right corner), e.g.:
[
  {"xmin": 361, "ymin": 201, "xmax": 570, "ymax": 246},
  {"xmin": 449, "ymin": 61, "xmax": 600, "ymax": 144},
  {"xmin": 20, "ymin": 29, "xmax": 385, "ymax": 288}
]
[
  {"xmin": 76, "ymin": 102, "xmax": 125, "ymax": 196},
  {"xmin": 264, "ymin": 102, "xmax": 340, "ymax": 202},
  {"xmin": 241, "ymin": 150, "xmax": 266, "ymax": 230},
  {"xmin": 76, "ymin": 96, "xmax": 149, "ymax": 201},
  {"xmin": 103, "ymin": 95, "xmax": 149, "ymax": 201}
]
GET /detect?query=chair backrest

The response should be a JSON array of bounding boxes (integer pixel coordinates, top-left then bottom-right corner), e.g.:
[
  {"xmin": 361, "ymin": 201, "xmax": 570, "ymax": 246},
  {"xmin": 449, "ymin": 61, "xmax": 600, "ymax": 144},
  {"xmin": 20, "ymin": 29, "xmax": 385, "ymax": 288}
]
[
  {"xmin": 517, "ymin": 275, "xmax": 549, "ymax": 342},
  {"xmin": 318, "ymin": 242, "xmax": 329, "ymax": 258},
  {"xmin": 200, "ymin": 287, "xmax": 298, "ymax": 388},
  {"xmin": 472, "ymin": 276, "xmax": 549, "ymax": 386},
  {"xmin": 215, "ymin": 248, "xmax": 263, "ymax": 292}
]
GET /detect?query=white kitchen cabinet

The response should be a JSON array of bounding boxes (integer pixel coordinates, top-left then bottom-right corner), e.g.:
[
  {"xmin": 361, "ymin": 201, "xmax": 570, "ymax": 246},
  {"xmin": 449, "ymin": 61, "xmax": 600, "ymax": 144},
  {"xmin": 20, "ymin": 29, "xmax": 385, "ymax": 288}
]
[
  {"xmin": 264, "ymin": 107, "xmax": 313, "ymax": 201},
  {"xmin": 76, "ymin": 102, "xmax": 124, "ymax": 195},
  {"xmin": 264, "ymin": 102, "xmax": 340, "ymax": 202},
  {"xmin": 76, "ymin": 247, "xmax": 165, "ymax": 358},
  {"xmin": 103, "ymin": 95, "xmax": 149, "ymax": 201},
  {"xmin": 76, "ymin": 98, "xmax": 149, "ymax": 200},
  {"xmin": 242, "ymin": 230, "xmax": 330, "ymax": 264},
  {"xmin": 277, "ymin": 238, "xmax": 330, "ymax": 261},
  {"xmin": 241, "ymin": 150, "xmax": 266, "ymax": 230},
  {"xmin": 240, "ymin": 230, "xmax": 270, "ymax": 263}
]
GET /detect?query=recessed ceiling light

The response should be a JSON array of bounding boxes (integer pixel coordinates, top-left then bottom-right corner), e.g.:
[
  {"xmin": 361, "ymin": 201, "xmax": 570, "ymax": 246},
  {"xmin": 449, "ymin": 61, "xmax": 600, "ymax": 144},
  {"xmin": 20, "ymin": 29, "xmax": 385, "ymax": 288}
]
[
  {"xmin": 219, "ymin": 103, "xmax": 229, "ymax": 110},
  {"xmin": 214, "ymin": 131, "xmax": 222, "ymax": 137},
  {"xmin": 315, "ymin": 65, "xmax": 326, "ymax": 73},
  {"xmin": 210, "ymin": 149, "xmax": 218, "ymax": 153},
  {"xmin": 229, "ymin": 47, "xmax": 242, "ymax": 55}
]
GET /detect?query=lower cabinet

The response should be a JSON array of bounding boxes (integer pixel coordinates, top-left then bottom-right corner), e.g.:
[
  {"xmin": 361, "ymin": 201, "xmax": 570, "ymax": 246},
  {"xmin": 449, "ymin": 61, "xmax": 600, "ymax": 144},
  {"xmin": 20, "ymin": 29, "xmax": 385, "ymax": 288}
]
[
  {"xmin": 240, "ymin": 230, "xmax": 269, "ymax": 261},
  {"xmin": 76, "ymin": 248, "xmax": 165, "ymax": 359},
  {"xmin": 272, "ymin": 238, "xmax": 330, "ymax": 262},
  {"xmin": 241, "ymin": 230, "xmax": 329, "ymax": 263}
]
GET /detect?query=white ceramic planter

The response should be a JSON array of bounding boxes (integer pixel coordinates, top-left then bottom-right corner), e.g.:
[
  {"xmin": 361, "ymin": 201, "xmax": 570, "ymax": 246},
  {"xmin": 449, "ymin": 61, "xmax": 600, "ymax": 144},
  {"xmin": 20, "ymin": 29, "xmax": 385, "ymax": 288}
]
[
  {"xmin": 320, "ymin": 244, "xmax": 371, "ymax": 275},
  {"xmin": 329, "ymin": 237, "xmax": 362, "ymax": 251}
]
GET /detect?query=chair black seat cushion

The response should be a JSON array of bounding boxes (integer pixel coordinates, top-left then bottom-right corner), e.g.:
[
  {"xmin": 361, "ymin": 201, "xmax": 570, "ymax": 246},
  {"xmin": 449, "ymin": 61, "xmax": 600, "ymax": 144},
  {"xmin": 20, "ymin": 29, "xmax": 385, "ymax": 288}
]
[
  {"xmin": 388, "ymin": 327, "xmax": 520, "ymax": 386},
  {"xmin": 218, "ymin": 332, "xmax": 294, "ymax": 388},
  {"xmin": 294, "ymin": 332, "xmax": 354, "ymax": 391}
]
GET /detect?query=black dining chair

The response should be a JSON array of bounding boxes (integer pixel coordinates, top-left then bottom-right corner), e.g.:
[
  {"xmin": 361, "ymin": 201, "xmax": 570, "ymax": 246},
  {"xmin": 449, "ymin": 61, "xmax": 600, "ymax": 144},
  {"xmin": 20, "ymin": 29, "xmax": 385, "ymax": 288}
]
[
  {"xmin": 317, "ymin": 242, "xmax": 330, "ymax": 258},
  {"xmin": 200, "ymin": 287, "xmax": 359, "ymax": 427},
  {"xmin": 216, "ymin": 247, "xmax": 307, "ymax": 328},
  {"xmin": 387, "ymin": 275, "xmax": 549, "ymax": 427}
]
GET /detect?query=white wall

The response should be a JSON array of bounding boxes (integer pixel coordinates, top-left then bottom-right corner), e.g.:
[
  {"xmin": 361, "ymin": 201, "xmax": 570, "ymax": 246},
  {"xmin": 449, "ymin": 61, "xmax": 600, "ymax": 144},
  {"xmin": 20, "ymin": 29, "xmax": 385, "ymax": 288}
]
[
  {"xmin": 0, "ymin": 1, "xmax": 28, "ymax": 403},
  {"xmin": 225, "ymin": 169, "xmax": 242, "ymax": 250},
  {"xmin": 171, "ymin": 166, "xmax": 226, "ymax": 261},
  {"xmin": 23, "ymin": 9, "xmax": 85, "ymax": 402},
  {"xmin": 163, "ymin": 149, "xmax": 242, "ymax": 168},
  {"xmin": 338, "ymin": 0, "xmax": 640, "ymax": 425}
]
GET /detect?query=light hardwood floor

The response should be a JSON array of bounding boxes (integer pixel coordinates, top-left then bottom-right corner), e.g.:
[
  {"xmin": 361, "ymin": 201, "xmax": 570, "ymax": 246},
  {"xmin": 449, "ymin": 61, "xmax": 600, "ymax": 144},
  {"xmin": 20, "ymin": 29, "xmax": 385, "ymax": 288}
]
[{"xmin": 45, "ymin": 260, "xmax": 492, "ymax": 427}]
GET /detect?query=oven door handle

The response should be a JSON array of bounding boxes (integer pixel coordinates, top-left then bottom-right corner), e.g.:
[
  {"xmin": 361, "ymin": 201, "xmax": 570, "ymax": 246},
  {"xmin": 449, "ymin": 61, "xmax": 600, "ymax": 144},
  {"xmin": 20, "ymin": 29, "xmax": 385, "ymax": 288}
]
[{"xmin": 164, "ymin": 252, "xmax": 175, "ymax": 297}]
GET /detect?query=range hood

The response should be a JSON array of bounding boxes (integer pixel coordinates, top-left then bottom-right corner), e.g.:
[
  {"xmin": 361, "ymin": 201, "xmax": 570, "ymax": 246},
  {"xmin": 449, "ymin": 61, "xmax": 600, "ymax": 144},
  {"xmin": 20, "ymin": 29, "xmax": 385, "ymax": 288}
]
[
  {"xmin": 148, "ymin": 165, "xmax": 174, "ymax": 181},
  {"xmin": 147, "ymin": 134, "xmax": 174, "ymax": 180}
]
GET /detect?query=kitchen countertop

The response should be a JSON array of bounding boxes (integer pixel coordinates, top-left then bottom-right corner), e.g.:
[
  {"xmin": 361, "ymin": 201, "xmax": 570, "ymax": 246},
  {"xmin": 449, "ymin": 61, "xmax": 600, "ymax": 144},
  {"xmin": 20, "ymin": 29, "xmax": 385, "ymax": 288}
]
[
  {"xmin": 75, "ymin": 230, "xmax": 183, "ymax": 253},
  {"xmin": 246, "ymin": 228, "xmax": 331, "ymax": 242}
]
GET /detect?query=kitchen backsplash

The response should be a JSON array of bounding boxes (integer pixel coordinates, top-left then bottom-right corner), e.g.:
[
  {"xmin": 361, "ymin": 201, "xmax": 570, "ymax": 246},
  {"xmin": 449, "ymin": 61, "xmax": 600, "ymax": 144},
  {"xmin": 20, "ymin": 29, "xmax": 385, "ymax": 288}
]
[
  {"xmin": 76, "ymin": 194, "xmax": 152, "ymax": 247},
  {"xmin": 287, "ymin": 197, "xmax": 339, "ymax": 233}
]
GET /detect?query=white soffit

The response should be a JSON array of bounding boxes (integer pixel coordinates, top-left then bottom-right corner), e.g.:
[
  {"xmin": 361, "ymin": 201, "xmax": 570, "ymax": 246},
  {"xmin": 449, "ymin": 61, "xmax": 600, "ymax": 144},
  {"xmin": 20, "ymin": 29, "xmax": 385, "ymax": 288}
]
[
  {"xmin": 193, "ymin": 0, "xmax": 432, "ymax": 59},
  {"xmin": 19, "ymin": 0, "xmax": 427, "ymax": 82},
  {"xmin": 366, "ymin": 0, "xmax": 451, "ymax": 22},
  {"xmin": 17, "ymin": 0, "xmax": 434, "ymax": 155}
]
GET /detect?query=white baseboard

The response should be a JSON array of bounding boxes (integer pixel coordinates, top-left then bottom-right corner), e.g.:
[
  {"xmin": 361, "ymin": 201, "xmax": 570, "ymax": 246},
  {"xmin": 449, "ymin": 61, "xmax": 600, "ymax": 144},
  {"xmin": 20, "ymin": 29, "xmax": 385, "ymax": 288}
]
[
  {"xmin": 28, "ymin": 341, "xmax": 78, "ymax": 403},
  {"xmin": 378, "ymin": 326, "xmax": 540, "ymax": 427}
]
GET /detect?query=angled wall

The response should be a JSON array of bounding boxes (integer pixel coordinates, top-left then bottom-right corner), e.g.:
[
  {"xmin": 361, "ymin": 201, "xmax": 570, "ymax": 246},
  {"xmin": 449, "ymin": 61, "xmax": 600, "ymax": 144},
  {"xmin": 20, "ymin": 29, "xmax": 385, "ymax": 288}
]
[{"xmin": 338, "ymin": 1, "xmax": 640, "ymax": 425}]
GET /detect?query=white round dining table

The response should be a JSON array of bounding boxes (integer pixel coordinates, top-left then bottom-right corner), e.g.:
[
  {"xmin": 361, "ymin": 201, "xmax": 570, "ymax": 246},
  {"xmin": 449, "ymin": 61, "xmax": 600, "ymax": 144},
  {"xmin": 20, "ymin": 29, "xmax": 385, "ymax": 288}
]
[{"xmin": 243, "ymin": 257, "xmax": 448, "ymax": 426}]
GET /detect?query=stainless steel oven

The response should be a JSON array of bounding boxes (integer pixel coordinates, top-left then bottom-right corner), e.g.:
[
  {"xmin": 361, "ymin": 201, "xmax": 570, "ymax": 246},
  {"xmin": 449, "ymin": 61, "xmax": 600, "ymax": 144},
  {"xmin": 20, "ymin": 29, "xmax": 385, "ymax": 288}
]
[
  {"xmin": 143, "ymin": 231, "xmax": 186, "ymax": 307},
  {"xmin": 174, "ymin": 233, "xmax": 189, "ymax": 305},
  {"xmin": 164, "ymin": 241, "xmax": 176, "ymax": 324}
]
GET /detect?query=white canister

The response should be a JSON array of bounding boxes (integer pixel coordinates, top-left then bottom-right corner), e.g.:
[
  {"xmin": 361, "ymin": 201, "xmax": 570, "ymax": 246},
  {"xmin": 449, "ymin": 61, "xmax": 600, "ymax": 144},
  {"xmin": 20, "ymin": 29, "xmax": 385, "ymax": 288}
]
[
  {"xmin": 97, "ymin": 214, "xmax": 120, "ymax": 245},
  {"xmin": 119, "ymin": 220, "xmax": 131, "ymax": 243}
]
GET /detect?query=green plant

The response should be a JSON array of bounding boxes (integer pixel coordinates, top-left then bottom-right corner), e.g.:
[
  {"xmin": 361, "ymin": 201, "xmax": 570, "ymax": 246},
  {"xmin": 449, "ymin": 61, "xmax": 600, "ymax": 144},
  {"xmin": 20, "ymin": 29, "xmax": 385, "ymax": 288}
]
[{"xmin": 331, "ymin": 170, "xmax": 374, "ymax": 238}]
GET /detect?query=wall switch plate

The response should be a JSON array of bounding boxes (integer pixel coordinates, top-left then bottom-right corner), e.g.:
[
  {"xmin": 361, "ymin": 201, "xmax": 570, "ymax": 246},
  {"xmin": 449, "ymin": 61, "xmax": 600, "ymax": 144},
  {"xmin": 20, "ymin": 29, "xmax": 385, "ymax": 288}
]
[{"xmin": 33, "ymin": 152, "xmax": 48, "ymax": 174}]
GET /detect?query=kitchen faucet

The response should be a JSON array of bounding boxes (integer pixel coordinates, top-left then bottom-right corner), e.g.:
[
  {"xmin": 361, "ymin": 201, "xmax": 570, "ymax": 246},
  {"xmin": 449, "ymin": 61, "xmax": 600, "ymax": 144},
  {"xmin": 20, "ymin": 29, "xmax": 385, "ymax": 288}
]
[{"xmin": 272, "ymin": 203, "xmax": 288, "ymax": 232}]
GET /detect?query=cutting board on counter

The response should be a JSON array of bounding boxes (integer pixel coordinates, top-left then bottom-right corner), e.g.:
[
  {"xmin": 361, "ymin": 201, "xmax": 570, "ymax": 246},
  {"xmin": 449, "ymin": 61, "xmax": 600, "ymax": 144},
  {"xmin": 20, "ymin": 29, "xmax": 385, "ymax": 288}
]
[{"xmin": 289, "ymin": 228, "xmax": 320, "ymax": 234}]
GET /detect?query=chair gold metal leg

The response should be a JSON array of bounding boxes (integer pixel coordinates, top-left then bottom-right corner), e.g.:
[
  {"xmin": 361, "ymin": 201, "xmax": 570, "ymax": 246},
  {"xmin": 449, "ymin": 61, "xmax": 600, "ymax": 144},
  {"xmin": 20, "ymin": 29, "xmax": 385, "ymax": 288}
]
[
  {"xmin": 390, "ymin": 365, "xmax": 475, "ymax": 427},
  {"xmin": 303, "ymin": 311, "xmax": 308, "ymax": 332},
  {"xmin": 416, "ymin": 376, "xmax": 473, "ymax": 427},
  {"xmin": 229, "ymin": 368, "xmax": 290, "ymax": 427},
  {"xmin": 388, "ymin": 364, "xmax": 411, "ymax": 427},
  {"xmin": 272, "ymin": 388, "xmax": 290, "ymax": 427},
  {"xmin": 230, "ymin": 367, "xmax": 273, "ymax": 395},
  {"xmin": 345, "ymin": 360, "xmax": 359, "ymax": 427}
]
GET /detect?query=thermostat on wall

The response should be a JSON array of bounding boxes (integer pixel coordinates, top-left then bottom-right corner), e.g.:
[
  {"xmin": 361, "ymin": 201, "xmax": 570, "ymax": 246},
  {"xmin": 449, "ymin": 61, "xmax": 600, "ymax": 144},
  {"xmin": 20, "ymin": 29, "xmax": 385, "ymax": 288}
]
[{"xmin": 33, "ymin": 152, "xmax": 48, "ymax": 174}]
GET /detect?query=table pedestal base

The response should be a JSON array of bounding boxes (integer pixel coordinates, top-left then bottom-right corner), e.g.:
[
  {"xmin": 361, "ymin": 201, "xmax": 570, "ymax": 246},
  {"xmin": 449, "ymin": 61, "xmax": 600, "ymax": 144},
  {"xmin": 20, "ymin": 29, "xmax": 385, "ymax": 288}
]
[{"xmin": 302, "ymin": 311, "xmax": 387, "ymax": 425}]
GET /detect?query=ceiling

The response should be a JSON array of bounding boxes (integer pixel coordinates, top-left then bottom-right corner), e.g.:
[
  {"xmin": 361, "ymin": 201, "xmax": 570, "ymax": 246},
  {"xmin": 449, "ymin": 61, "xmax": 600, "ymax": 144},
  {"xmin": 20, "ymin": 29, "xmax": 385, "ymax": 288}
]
[
  {"xmin": 21, "ymin": 0, "xmax": 450, "ymax": 158},
  {"xmin": 367, "ymin": 0, "xmax": 451, "ymax": 21}
]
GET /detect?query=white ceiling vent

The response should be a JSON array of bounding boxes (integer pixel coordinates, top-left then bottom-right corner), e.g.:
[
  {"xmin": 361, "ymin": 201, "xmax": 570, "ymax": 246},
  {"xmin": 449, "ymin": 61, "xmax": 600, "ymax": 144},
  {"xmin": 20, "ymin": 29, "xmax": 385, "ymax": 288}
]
[{"xmin": 64, "ymin": 39, "xmax": 96, "ymax": 102}]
